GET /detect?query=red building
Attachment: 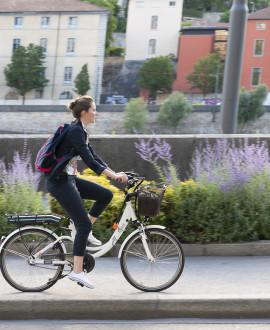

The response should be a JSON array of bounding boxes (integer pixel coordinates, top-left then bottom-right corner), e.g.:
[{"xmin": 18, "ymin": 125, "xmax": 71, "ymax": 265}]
[
  {"xmin": 241, "ymin": 7, "xmax": 270, "ymax": 90},
  {"xmin": 173, "ymin": 7, "xmax": 270, "ymax": 95},
  {"xmin": 173, "ymin": 26, "xmax": 228, "ymax": 93}
]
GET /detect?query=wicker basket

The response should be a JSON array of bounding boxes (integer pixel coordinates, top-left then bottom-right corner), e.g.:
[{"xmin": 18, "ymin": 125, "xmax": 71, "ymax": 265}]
[{"xmin": 137, "ymin": 184, "xmax": 166, "ymax": 217}]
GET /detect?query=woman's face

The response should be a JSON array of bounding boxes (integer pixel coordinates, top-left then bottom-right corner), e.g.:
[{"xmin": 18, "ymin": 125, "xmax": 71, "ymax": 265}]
[{"xmin": 81, "ymin": 102, "xmax": 98, "ymax": 125}]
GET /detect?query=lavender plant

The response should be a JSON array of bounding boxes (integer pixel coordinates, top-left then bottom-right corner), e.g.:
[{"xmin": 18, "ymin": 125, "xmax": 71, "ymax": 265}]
[
  {"xmin": 135, "ymin": 136, "xmax": 180, "ymax": 188},
  {"xmin": 0, "ymin": 143, "xmax": 47, "ymax": 236},
  {"xmin": 191, "ymin": 138, "xmax": 270, "ymax": 191}
]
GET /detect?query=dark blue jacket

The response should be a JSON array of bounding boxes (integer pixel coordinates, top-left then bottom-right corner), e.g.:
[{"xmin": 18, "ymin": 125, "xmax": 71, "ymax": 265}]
[{"xmin": 46, "ymin": 120, "xmax": 107, "ymax": 182}]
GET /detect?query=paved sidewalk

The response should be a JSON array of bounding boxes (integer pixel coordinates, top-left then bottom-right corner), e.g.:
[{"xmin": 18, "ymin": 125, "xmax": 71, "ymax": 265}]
[{"xmin": 1, "ymin": 256, "xmax": 270, "ymax": 320}]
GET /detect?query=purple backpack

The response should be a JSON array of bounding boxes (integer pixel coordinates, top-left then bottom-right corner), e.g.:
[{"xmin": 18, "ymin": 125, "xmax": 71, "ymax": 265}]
[{"xmin": 35, "ymin": 124, "xmax": 71, "ymax": 173}]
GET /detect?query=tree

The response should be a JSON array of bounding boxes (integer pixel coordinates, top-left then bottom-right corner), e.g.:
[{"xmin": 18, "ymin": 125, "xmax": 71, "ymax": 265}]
[
  {"xmin": 84, "ymin": 0, "xmax": 119, "ymax": 50},
  {"xmin": 4, "ymin": 44, "xmax": 49, "ymax": 104},
  {"xmin": 138, "ymin": 56, "xmax": 175, "ymax": 99},
  {"xmin": 237, "ymin": 84, "xmax": 268, "ymax": 133},
  {"xmin": 158, "ymin": 92, "xmax": 192, "ymax": 132},
  {"xmin": 122, "ymin": 97, "xmax": 149, "ymax": 133},
  {"xmin": 186, "ymin": 53, "xmax": 224, "ymax": 97},
  {"xmin": 219, "ymin": 10, "xmax": 230, "ymax": 23},
  {"xmin": 74, "ymin": 64, "xmax": 90, "ymax": 96}
]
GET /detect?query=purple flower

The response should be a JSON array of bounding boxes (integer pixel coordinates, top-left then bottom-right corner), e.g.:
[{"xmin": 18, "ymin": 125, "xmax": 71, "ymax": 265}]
[
  {"xmin": 191, "ymin": 138, "xmax": 270, "ymax": 191},
  {"xmin": 0, "ymin": 141, "xmax": 41, "ymax": 190}
]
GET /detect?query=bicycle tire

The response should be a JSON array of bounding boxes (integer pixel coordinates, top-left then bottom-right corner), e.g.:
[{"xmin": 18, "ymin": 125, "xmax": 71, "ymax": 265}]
[
  {"xmin": 0, "ymin": 227, "xmax": 65, "ymax": 292},
  {"xmin": 120, "ymin": 228, "xmax": 185, "ymax": 292}
]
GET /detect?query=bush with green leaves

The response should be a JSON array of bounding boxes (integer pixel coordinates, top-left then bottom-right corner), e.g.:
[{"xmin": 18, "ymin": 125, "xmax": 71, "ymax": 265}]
[
  {"xmin": 158, "ymin": 92, "xmax": 192, "ymax": 131},
  {"xmin": 136, "ymin": 136, "xmax": 270, "ymax": 243},
  {"xmin": 237, "ymin": 84, "xmax": 268, "ymax": 133},
  {"xmin": 0, "ymin": 147, "xmax": 47, "ymax": 236},
  {"xmin": 122, "ymin": 97, "xmax": 149, "ymax": 133},
  {"xmin": 106, "ymin": 46, "xmax": 125, "ymax": 57}
]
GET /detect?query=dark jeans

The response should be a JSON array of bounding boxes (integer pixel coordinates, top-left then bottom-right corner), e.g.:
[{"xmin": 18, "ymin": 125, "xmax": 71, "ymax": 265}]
[{"xmin": 46, "ymin": 175, "xmax": 113, "ymax": 256}]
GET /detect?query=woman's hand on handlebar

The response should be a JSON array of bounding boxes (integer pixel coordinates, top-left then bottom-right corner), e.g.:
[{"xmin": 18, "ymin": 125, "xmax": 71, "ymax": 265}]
[{"xmin": 115, "ymin": 172, "xmax": 128, "ymax": 183}]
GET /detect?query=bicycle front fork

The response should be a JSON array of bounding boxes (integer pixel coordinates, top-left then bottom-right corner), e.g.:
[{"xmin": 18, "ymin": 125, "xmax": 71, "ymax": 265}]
[{"xmin": 139, "ymin": 227, "xmax": 155, "ymax": 262}]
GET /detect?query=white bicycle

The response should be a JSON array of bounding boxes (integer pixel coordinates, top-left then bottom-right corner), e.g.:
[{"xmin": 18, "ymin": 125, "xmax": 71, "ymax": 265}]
[{"xmin": 0, "ymin": 172, "xmax": 185, "ymax": 292}]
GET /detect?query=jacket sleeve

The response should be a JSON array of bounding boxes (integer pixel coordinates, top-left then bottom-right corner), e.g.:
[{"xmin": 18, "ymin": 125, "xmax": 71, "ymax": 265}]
[{"xmin": 68, "ymin": 126, "xmax": 107, "ymax": 175}]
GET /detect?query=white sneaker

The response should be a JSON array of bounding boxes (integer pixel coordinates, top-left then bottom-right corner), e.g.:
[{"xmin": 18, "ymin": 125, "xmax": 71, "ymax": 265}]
[
  {"xmin": 68, "ymin": 271, "xmax": 95, "ymax": 289},
  {"xmin": 88, "ymin": 231, "xmax": 102, "ymax": 246}
]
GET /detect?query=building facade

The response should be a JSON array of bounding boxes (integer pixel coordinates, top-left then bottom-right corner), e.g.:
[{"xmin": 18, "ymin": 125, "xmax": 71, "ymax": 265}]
[
  {"xmin": 241, "ymin": 7, "xmax": 270, "ymax": 95},
  {"xmin": 172, "ymin": 26, "xmax": 228, "ymax": 93},
  {"xmin": 125, "ymin": 0, "xmax": 183, "ymax": 61},
  {"xmin": 0, "ymin": 0, "xmax": 110, "ymax": 105}
]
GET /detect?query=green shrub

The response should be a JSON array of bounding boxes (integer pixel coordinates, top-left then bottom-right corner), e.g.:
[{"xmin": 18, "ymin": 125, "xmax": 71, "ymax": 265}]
[
  {"xmin": 158, "ymin": 92, "xmax": 192, "ymax": 131},
  {"xmin": 106, "ymin": 46, "xmax": 125, "ymax": 57},
  {"xmin": 122, "ymin": 97, "xmax": 149, "ymax": 133}
]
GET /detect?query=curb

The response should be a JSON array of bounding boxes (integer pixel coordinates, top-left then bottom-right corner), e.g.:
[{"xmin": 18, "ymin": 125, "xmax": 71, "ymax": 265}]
[
  {"xmin": 106, "ymin": 241, "xmax": 270, "ymax": 257},
  {"xmin": 1, "ymin": 298, "xmax": 270, "ymax": 320}
]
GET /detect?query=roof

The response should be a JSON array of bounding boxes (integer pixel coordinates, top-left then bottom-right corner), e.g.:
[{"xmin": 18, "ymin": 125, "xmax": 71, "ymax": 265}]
[
  {"xmin": 0, "ymin": 0, "xmax": 110, "ymax": 13},
  {"xmin": 248, "ymin": 6, "xmax": 270, "ymax": 20}
]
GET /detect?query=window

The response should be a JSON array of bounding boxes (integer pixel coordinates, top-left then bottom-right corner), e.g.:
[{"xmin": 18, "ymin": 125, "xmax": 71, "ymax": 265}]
[
  {"xmin": 256, "ymin": 22, "xmax": 266, "ymax": 30},
  {"xmin": 12, "ymin": 38, "xmax": 20, "ymax": 53},
  {"xmin": 40, "ymin": 38, "xmax": 48, "ymax": 55},
  {"xmin": 59, "ymin": 91, "xmax": 73, "ymax": 99},
  {"xmin": 136, "ymin": 1, "xmax": 144, "ymax": 8},
  {"xmin": 254, "ymin": 39, "xmax": 264, "ymax": 56},
  {"xmin": 151, "ymin": 16, "xmax": 158, "ymax": 30},
  {"xmin": 169, "ymin": 1, "xmax": 176, "ymax": 6},
  {"xmin": 251, "ymin": 67, "xmax": 262, "ymax": 86},
  {"xmin": 68, "ymin": 17, "xmax": 78, "ymax": 28},
  {"xmin": 64, "ymin": 67, "xmax": 73, "ymax": 83},
  {"xmin": 66, "ymin": 38, "xmax": 75, "ymax": 54},
  {"xmin": 41, "ymin": 17, "xmax": 50, "ymax": 28},
  {"xmin": 148, "ymin": 39, "xmax": 156, "ymax": 55},
  {"xmin": 35, "ymin": 89, "xmax": 44, "ymax": 99},
  {"xmin": 5, "ymin": 90, "xmax": 19, "ymax": 100},
  {"xmin": 14, "ymin": 17, "xmax": 23, "ymax": 28}
]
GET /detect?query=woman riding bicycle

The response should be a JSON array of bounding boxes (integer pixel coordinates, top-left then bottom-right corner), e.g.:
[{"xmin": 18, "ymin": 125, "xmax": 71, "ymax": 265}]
[{"xmin": 45, "ymin": 95, "xmax": 128, "ymax": 289}]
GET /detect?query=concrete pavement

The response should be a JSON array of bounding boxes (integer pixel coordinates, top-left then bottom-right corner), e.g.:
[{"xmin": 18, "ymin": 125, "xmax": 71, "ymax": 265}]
[{"xmin": 1, "ymin": 256, "xmax": 270, "ymax": 320}]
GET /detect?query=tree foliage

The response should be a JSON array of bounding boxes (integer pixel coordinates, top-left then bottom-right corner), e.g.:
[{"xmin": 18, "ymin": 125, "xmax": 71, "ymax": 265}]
[
  {"xmin": 74, "ymin": 64, "xmax": 90, "ymax": 96},
  {"xmin": 158, "ymin": 92, "xmax": 192, "ymax": 130},
  {"xmin": 84, "ymin": 0, "xmax": 120, "ymax": 50},
  {"xmin": 122, "ymin": 97, "xmax": 149, "ymax": 134},
  {"xmin": 4, "ymin": 44, "xmax": 49, "ymax": 104},
  {"xmin": 186, "ymin": 53, "xmax": 224, "ymax": 97},
  {"xmin": 237, "ymin": 84, "xmax": 268, "ymax": 132},
  {"xmin": 138, "ymin": 56, "xmax": 175, "ymax": 97}
]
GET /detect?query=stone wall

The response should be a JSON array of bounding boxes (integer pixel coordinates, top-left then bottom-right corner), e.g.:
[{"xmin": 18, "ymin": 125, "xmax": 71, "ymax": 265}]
[
  {"xmin": 1, "ymin": 134, "xmax": 270, "ymax": 192},
  {"xmin": 1, "ymin": 105, "xmax": 270, "ymax": 134}
]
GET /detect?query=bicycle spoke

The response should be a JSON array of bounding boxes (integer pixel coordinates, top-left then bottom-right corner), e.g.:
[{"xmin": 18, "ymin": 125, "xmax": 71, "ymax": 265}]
[
  {"xmin": 0, "ymin": 228, "xmax": 64, "ymax": 292},
  {"xmin": 121, "ymin": 229, "xmax": 184, "ymax": 292}
]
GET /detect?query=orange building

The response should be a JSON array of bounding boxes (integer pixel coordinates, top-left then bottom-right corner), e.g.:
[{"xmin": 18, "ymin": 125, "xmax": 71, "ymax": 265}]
[
  {"xmin": 173, "ymin": 26, "xmax": 228, "ymax": 93},
  {"xmin": 173, "ymin": 7, "xmax": 270, "ymax": 95},
  {"xmin": 241, "ymin": 7, "xmax": 270, "ymax": 90}
]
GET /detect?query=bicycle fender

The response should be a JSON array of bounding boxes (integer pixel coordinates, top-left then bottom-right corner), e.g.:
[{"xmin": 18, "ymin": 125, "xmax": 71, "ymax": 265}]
[
  {"xmin": 118, "ymin": 225, "xmax": 166, "ymax": 258},
  {"xmin": 0, "ymin": 226, "xmax": 67, "ymax": 254}
]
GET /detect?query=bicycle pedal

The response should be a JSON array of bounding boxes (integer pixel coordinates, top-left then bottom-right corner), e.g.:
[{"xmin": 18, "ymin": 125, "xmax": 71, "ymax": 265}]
[{"xmin": 77, "ymin": 282, "xmax": 84, "ymax": 287}]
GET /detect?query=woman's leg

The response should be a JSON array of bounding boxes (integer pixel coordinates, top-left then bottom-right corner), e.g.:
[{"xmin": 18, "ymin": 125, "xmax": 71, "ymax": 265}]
[
  {"xmin": 46, "ymin": 177, "xmax": 92, "ymax": 261},
  {"xmin": 75, "ymin": 177, "xmax": 113, "ymax": 218}
]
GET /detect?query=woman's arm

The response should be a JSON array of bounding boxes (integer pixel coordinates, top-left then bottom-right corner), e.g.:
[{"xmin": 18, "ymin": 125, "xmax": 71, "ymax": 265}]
[{"xmin": 102, "ymin": 168, "xmax": 128, "ymax": 183}]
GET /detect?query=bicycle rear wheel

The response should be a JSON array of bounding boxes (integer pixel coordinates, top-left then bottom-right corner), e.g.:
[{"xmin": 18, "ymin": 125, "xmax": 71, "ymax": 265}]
[
  {"xmin": 120, "ymin": 228, "xmax": 185, "ymax": 292},
  {"xmin": 0, "ymin": 228, "xmax": 65, "ymax": 292}
]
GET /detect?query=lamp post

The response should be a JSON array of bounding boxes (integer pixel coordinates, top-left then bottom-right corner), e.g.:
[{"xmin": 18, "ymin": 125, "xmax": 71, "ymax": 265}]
[{"xmin": 220, "ymin": 0, "xmax": 248, "ymax": 134}]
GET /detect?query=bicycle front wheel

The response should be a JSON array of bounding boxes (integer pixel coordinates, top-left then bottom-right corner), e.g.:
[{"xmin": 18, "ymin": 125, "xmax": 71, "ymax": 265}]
[
  {"xmin": 0, "ymin": 228, "xmax": 65, "ymax": 292},
  {"xmin": 120, "ymin": 228, "xmax": 185, "ymax": 292}
]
